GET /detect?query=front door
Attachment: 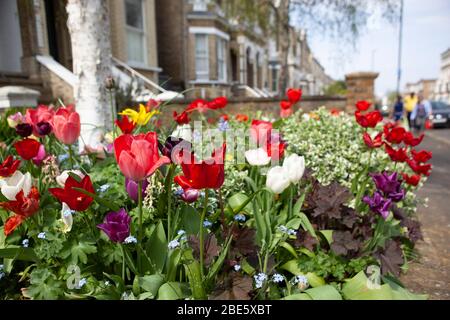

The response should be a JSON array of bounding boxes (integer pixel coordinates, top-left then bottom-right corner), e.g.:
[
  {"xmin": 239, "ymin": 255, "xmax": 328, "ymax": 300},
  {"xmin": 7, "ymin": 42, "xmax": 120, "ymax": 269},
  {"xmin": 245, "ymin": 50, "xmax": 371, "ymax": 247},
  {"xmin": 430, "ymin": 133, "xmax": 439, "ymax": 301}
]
[{"xmin": 0, "ymin": 1, "xmax": 23, "ymax": 73}]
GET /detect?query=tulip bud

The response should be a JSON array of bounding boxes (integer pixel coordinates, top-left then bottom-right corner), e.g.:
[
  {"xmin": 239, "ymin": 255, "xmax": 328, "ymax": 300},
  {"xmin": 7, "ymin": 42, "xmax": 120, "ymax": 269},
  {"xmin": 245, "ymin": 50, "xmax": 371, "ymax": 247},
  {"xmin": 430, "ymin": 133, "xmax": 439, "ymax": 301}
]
[
  {"xmin": 105, "ymin": 76, "xmax": 115, "ymax": 90},
  {"xmin": 125, "ymin": 178, "xmax": 149, "ymax": 202},
  {"xmin": 36, "ymin": 121, "xmax": 52, "ymax": 136},
  {"xmin": 7, "ymin": 112, "xmax": 24, "ymax": 128},
  {"xmin": 15, "ymin": 123, "xmax": 33, "ymax": 137},
  {"xmin": 180, "ymin": 188, "xmax": 199, "ymax": 203}
]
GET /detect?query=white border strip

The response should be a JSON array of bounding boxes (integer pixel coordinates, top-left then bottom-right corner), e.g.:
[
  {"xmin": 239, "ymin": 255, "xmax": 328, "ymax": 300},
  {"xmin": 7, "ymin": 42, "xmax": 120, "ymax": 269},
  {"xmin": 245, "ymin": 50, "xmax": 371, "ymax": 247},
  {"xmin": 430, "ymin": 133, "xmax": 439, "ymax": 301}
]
[{"xmin": 189, "ymin": 27, "xmax": 230, "ymax": 41}]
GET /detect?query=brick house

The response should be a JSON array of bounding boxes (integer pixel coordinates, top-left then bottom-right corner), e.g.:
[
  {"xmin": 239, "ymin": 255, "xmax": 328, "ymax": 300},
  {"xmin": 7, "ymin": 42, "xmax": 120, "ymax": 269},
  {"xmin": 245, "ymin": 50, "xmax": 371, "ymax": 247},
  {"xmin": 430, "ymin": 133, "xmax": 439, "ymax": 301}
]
[{"xmin": 0, "ymin": 0, "xmax": 161, "ymax": 106}]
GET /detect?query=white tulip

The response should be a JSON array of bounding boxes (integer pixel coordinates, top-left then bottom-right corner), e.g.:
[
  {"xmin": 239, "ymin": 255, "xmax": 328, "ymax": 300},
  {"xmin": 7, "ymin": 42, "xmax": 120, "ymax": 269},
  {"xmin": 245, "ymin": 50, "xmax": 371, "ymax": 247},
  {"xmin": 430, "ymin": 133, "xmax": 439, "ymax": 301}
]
[
  {"xmin": 56, "ymin": 170, "xmax": 85, "ymax": 187},
  {"xmin": 245, "ymin": 148, "xmax": 271, "ymax": 166},
  {"xmin": 171, "ymin": 124, "xmax": 192, "ymax": 142},
  {"xmin": 283, "ymin": 154, "xmax": 305, "ymax": 184},
  {"xmin": 60, "ymin": 202, "xmax": 74, "ymax": 233},
  {"xmin": 266, "ymin": 166, "xmax": 291, "ymax": 194},
  {"xmin": 0, "ymin": 171, "xmax": 32, "ymax": 200}
]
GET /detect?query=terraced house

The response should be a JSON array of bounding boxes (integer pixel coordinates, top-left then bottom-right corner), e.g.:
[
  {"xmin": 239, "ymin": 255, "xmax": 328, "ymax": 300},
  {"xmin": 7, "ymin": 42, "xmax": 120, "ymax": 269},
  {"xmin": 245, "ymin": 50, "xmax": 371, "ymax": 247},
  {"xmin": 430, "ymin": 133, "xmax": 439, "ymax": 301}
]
[{"xmin": 0, "ymin": 0, "xmax": 332, "ymax": 107}]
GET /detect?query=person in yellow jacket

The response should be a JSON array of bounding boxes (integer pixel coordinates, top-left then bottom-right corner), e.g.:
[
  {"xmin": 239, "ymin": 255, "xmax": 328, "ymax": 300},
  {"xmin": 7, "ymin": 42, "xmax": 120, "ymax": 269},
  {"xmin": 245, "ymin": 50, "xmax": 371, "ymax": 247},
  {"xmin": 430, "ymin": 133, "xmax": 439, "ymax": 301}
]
[{"xmin": 404, "ymin": 92, "xmax": 417, "ymax": 130}]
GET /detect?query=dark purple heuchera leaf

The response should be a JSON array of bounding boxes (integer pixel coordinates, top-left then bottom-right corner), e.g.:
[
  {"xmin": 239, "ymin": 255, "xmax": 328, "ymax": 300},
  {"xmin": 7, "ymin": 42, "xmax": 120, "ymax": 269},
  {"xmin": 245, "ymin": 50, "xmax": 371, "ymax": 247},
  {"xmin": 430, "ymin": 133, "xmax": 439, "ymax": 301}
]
[
  {"xmin": 401, "ymin": 218, "xmax": 423, "ymax": 243},
  {"xmin": 371, "ymin": 172, "xmax": 405, "ymax": 202},
  {"xmin": 211, "ymin": 273, "xmax": 253, "ymax": 300},
  {"xmin": 331, "ymin": 231, "xmax": 361, "ymax": 256},
  {"xmin": 307, "ymin": 181, "xmax": 351, "ymax": 219},
  {"xmin": 188, "ymin": 234, "xmax": 220, "ymax": 266},
  {"xmin": 341, "ymin": 206, "xmax": 358, "ymax": 228},
  {"xmin": 229, "ymin": 226, "xmax": 258, "ymax": 257},
  {"xmin": 375, "ymin": 240, "xmax": 404, "ymax": 276},
  {"xmin": 292, "ymin": 231, "xmax": 318, "ymax": 251}
]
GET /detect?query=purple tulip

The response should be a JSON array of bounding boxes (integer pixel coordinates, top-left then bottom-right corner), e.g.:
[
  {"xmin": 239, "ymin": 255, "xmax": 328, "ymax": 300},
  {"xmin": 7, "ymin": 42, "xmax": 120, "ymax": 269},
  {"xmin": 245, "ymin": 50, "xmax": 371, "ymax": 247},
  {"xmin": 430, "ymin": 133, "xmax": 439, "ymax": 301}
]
[
  {"xmin": 97, "ymin": 208, "xmax": 131, "ymax": 243},
  {"xmin": 363, "ymin": 191, "xmax": 392, "ymax": 219},
  {"xmin": 370, "ymin": 172, "xmax": 405, "ymax": 202},
  {"xmin": 16, "ymin": 123, "xmax": 33, "ymax": 137},
  {"xmin": 158, "ymin": 136, "xmax": 191, "ymax": 163},
  {"xmin": 36, "ymin": 121, "xmax": 52, "ymax": 136},
  {"xmin": 180, "ymin": 188, "xmax": 199, "ymax": 203},
  {"xmin": 125, "ymin": 177, "xmax": 149, "ymax": 202}
]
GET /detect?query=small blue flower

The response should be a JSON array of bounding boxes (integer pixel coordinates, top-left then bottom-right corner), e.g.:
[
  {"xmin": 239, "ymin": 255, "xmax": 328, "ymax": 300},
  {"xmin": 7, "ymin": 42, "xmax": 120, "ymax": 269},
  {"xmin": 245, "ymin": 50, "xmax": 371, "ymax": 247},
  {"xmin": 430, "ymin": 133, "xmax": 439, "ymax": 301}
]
[
  {"xmin": 98, "ymin": 184, "xmax": 110, "ymax": 193},
  {"xmin": 63, "ymin": 207, "xmax": 76, "ymax": 217},
  {"xmin": 78, "ymin": 278, "xmax": 87, "ymax": 288},
  {"xmin": 124, "ymin": 236, "xmax": 137, "ymax": 244},
  {"xmin": 22, "ymin": 239, "xmax": 29, "ymax": 248},
  {"xmin": 234, "ymin": 213, "xmax": 246, "ymax": 222},
  {"xmin": 104, "ymin": 281, "xmax": 110, "ymax": 286},
  {"xmin": 291, "ymin": 275, "xmax": 308, "ymax": 288},
  {"xmin": 0, "ymin": 264, "xmax": 4, "ymax": 270},
  {"xmin": 278, "ymin": 225, "xmax": 296, "ymax": 236},
  {"xmin": 177, "ymin": 230, "xmax": 186, "ymax": 236},
  {"xmin": 168, "ymin": 239, "xmax": 180, "ymax": 250},
  {"xmin": 218, "ymin": 119, "xmax": 229, "ymax": 132},
  {"xmin": 234, "ymin": 264, "xmax": 241, "ymax": 272},
  {"xmin": 37, "ymin": 232, "xmax": 46, "ymax": 240},
  {"xmin": 254, "ymin": 272, "xmax": 268, "ymax": 289},
  {"xmin": 0, "ymin": 272, "xmax": 5, "ymax": 281},
  {"xmin": 203, "ymin": 220, "xmax": 213, "ymax": 228},
  {"xmin": 174, "ymin": 188, "xmax": 184, "ymax": 196},
  {"xmin": 58, "ymin": 154, "xmax": 69, "ymax": 163},
  {"xmin": 272, "ymin": 273, "xmax": 284, "ymax": 283}
]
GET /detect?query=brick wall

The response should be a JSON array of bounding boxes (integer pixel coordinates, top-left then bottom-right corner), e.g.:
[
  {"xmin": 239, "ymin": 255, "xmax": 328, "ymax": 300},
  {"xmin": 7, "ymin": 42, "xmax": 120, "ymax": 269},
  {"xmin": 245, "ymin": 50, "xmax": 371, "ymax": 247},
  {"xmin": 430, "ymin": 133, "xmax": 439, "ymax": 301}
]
[{"xmin": 345, "ymin": 72, "xmax": 378, "ymax": 112}]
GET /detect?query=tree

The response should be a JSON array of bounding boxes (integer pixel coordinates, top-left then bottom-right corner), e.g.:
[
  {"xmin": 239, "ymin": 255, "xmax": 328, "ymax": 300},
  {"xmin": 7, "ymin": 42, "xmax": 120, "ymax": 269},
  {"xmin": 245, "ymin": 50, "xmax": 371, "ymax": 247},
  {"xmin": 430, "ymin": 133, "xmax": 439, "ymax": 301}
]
[
  {"xmin": 221, "ymin": 0, "xmax": 400, "ymax": 95},
  {"xmin": 66, "ymin": 0, "xmax": 112, "ymax": 149},
  {"xmin": 324, "ymin": 80, "xmax": 347, "ymax": 96}
]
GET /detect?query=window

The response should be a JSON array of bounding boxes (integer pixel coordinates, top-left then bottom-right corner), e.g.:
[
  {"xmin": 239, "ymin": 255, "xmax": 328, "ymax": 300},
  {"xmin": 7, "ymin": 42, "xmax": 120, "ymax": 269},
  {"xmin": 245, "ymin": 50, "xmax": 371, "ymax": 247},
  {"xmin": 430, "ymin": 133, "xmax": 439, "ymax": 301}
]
[
  {"xmin": 125, "ymin": 0, "xmax": 146, "ymax": 65},
  {"xmin": 217, "ymin": 38, "xmax": 226, "ymax": 82},
  {"xmin": 271, "ymin": 68, "xmax": 278, "ymax": 92},
  {"xmin": 195, "ymin": 34, "xmax": 209, "ymax": 80}
]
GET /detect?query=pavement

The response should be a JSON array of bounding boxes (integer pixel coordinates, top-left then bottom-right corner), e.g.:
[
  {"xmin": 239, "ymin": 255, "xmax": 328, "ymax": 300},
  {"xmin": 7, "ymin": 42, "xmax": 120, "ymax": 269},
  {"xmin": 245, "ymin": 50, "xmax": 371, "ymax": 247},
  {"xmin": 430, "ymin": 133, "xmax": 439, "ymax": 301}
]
[{"xmin": 400, "ymin": 128, "xmax": 450, "ymax": 300}]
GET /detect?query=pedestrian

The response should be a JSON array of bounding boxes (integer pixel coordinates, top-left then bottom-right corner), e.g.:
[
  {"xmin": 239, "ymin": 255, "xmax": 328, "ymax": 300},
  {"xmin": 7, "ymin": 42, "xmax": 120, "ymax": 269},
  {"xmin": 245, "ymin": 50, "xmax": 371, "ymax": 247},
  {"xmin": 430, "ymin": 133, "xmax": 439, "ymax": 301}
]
[
  {"xmin": 410, "ymin": 93, "xmax": 432, "ymax": 135},
  {"xmin": 392, "ymin": 95, "xmax": 404, "ymax": 125},
  {"xmin": 404, "ymin": 92, "xmax": 417, "ymax": 130}
]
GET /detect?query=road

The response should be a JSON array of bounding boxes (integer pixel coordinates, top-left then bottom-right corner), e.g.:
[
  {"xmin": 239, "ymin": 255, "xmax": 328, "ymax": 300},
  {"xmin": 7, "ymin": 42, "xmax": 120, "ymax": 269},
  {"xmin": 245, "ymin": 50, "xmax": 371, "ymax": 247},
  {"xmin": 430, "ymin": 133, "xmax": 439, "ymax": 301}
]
[{"xmin": 400, "ymin": 128, "xmax": 450, "ymax": 300}]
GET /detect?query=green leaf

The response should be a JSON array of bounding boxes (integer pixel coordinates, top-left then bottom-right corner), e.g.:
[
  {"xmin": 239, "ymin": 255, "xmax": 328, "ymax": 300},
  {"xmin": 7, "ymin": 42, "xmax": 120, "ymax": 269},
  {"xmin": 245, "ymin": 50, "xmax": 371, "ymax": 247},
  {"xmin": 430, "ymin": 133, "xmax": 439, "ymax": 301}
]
[
  {"xmin": 280, "ymin": 260, "xmax": 325, "ymax": 287},
  {"xmin": 139, "ymin": 274, "xmax": 165, "ymax": 298},
  {"xmin": 184, "ymin": 260, "xmax": 206, "ymax": 300},
  {"xmin": 282, "ymin": 293, "xmax": 312, "ymax": 300},
  {"xmin": 63, "ymin": 241, "xmax": 97, "ymax": 265},
  {"xmin": 181, "ymin": 205, "xmax": 200, "ymax": 235},
  {"xmin": 297, "ymin": 212, "xmax": 318, "ymax": 239},
  {"xmin": 146, "ymin": 221, "xmax": 167, "ymax": 272},
  {"xmin": 319, "ymin": 230, "xmax": 333, "ymax": 245},
  {"xmin": 382, "ymin": 276, "xmax": 428, "ymax": 300},
  {"xmin": 27, "ymin": 268, "xmax": 63, "ymax": 300},
  {"xmin": 305, "ymin": 285, "xmax": 342, "ymax": 300},
  {"xmin": 342, "ymin": 271, "xmax": 394, "ymax": 300},
  {"xmin": 72, "ymin": 187, "xmax": 120, "ymax": 212},
  {"xmin": 285, "ymin": 218, "xmax": 302, "ymax": 230},
  {"xmin": 207, "ymin": 236, "xmax": 232, "ymax": 283},
  {"xmin": 280, "ymin": 241, "xmax": 298, "ymax": 259},
  {"xmin": 228, "ymin": 193, "xmax": 252, "ymax": 214},
  {"xmin": 157, "ymin": 282, "xmax": 190, "ymax": 300},
  {"xmin": 0, "ymin": 247, "xmax": 39, "ymax": 262}
]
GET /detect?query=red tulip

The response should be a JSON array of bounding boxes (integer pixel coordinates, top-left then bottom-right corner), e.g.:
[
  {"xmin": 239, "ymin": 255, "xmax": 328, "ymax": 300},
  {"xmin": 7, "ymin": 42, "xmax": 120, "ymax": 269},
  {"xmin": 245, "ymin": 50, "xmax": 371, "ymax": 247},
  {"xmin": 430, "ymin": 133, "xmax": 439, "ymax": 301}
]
[
  {"xmin": 115, "ymin": 115, "xmax": 136, "ymax": 134},
  {"xmin": 0, "ymin": 187, "xmax": 40, "ymax": 217},
  {"xmin": 402, "ymin": 173, "xmax": 421, "ymax": 186},
  {"xmin": 173, "ymin": 111, "xmax": 190, "ymax": 125},
  {"xmin": 403, "ymin": 132, "xmax": 424, "ymax": 147},
  {"xmin": 406, "ymin": 159, "xmax": 432, "ymax": 176},
  {"xmin": 25, "ymin": 105, "xmax": 55, "ymax": 136},
  {"xmin": 384, "ymin": 126, "xmax": 406, "ymax": 144},
  {"xmin": 208, "ymin": 96, "xmax": 228, "ymax": 110},
  {"xmin": 355, "ymin": 100, "xmax": 371, "ymax": 111},
  {"xmin": 287, "ymin": 88, "xmax": 302, "ymax": 104},
  {"xmin": 0, "ymin": 156, "xmax": 20, "ymax": 177},
  {"xmin": 220, "ymin": 114, "xmax": 229, "ymax": 121},
  {"xmin": 146, "ymin": 99, "xmax": 160, "ymax": 111},
  {"xmin": 49, "ymin": 175, "xmax": 95, "ymax": 211},
  {"xmin": 14, "ymin": 138, "xmax": 41, "ymax": 160},
  {"xmin": 52, "ymin": 106, "xmax": 81, "ymax": 145},
  {"xmin": 385, "ymin": 144, "xmax": 408, "ymax": 162},
  {"xmin": 3, "ymin": 215, "xmax": 25, "ymax": 236},
  {"xmin": 363, "ymin": 132, "xmax": 383, "ymax": 148},
  {"xmin": 250, "ymin": 120, "xmax": 273, "ymax": 145},
  {"xmin": 411, "ymin": 149, "xmax": 432, "ymax": 163},
  {"xmin": 355, "ymin": 110, "xmax": 383, "ymax": 128},
  {"xmin": 174, "ymin": 144, "xmax": 226, "ymax": 190},
  {"xmin": 114, "ymin": 132, "xmax": 170, "ymax": 181},
  {"xmin": 185, "ymin": 99, "xmax": 210, "ymax": 113},
  {"xmin": 280, "ymin": 100, "xmax": 292, "ymax": 110},
  {"xmin": 235, "ymin": 114, "xmax": 249, "ymax": 122}
]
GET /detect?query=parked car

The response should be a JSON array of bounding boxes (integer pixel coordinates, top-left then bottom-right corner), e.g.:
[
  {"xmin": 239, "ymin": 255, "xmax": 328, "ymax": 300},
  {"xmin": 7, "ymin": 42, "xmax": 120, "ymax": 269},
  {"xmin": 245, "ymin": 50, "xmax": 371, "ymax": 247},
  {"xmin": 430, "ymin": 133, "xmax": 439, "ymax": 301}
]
[{"xmin": 429, "ymin": 101, "xmax": 450, "ymax": 128}]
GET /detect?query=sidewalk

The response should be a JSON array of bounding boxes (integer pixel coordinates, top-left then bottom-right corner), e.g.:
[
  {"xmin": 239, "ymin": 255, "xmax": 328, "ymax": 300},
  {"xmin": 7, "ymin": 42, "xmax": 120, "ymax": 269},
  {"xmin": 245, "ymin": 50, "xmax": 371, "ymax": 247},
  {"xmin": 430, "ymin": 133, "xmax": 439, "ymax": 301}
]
[{"xmin": 400, "ymin": 134, "xmax": 450, "ymax": 300}]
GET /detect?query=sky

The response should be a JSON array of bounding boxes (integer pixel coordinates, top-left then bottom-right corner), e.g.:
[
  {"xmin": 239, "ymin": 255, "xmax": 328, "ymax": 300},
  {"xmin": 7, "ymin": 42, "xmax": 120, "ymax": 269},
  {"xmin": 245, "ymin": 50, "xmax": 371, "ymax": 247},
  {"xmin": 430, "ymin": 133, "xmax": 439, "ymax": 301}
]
[{"xmin": 307, "ymin": 0, "xmax": 450, "ymax": 97}]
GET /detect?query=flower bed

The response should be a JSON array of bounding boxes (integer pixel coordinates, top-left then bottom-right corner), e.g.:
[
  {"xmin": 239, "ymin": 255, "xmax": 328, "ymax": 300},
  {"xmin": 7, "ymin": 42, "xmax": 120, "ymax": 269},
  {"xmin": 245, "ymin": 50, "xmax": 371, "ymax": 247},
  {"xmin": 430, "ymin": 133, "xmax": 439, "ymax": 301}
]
[{"xmin": 0, "ymin": 91, "xmax": 431, "ymax": 300}]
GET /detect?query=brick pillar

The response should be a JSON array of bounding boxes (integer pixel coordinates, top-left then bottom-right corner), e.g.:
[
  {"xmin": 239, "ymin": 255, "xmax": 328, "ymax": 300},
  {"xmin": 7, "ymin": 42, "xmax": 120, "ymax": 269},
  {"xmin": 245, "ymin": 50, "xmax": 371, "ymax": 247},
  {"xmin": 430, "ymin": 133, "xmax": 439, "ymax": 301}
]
[{"xmin": 345, "ymin": 72, "xmax": 379, "ymax": 112}]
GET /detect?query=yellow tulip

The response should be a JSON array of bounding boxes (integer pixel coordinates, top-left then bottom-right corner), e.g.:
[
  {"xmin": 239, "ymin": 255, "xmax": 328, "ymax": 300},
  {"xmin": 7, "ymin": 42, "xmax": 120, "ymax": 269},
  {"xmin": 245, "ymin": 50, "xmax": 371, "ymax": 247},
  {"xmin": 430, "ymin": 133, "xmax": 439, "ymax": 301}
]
[{"xmin": 119, "ymin": 104, "xmax": 159, "ymax": 126}]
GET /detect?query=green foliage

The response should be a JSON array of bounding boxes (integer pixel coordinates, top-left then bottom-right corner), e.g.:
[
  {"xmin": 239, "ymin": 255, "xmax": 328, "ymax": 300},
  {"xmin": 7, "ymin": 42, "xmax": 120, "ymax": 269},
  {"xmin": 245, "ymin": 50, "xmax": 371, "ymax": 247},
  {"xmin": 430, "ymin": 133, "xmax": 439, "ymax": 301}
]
[
  {"xmin": 27, "ymin": 268, "xmax": 64, "ymax": 300},
  {"xmin": 323, "ymin": 80, "xmax": 347, "ymax": 96}
]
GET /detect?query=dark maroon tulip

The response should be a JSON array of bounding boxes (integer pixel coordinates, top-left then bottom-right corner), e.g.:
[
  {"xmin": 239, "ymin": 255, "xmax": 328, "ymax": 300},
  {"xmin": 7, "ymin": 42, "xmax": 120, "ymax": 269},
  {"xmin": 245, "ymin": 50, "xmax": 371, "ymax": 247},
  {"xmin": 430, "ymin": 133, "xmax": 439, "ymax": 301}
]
[
  {"xmin": 16, "ymin": 123, "xmax": 33, "ymax": 137},
  {"xmin": 181, "ymin": 188, "xmax": 199, "ymax": 203},
  {"xmin": 97, "ymin": 208, "xmax": 131, "ymax": 243},
  {"xmin": 158, "ymin": 136, "xmax": 191, "ymax": 164},
  {"xmin": 36, "ymin": 121, "xmax": 52, "ymax": 136},
  {"xmin": 125, "ymin": 177, "xmax": 149, "ymax": 202}
]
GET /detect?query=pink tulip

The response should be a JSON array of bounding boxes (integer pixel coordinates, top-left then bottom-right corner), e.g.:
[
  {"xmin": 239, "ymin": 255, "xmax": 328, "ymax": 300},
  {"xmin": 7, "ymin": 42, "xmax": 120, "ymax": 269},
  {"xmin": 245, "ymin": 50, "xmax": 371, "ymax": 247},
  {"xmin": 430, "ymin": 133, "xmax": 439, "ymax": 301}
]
[
  {"xmin": 32, "ymin": 144, "xmax": 47, "ymax": 166},
  {"xmin": 26, "ymin": 105, "xmax": 55, "ymax": 136},
  {"xmin": 52, "ymin": 107, "xmax": 81, "ymax": 145}
]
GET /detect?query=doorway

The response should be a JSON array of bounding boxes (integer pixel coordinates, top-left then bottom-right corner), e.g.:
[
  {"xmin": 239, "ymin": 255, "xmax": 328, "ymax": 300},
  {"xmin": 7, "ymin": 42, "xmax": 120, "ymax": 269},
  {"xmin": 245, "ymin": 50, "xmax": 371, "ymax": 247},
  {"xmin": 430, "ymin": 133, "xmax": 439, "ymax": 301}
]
[{"xmin": 0, "ymin": 1, "xmax": 23, "ymax": 73}]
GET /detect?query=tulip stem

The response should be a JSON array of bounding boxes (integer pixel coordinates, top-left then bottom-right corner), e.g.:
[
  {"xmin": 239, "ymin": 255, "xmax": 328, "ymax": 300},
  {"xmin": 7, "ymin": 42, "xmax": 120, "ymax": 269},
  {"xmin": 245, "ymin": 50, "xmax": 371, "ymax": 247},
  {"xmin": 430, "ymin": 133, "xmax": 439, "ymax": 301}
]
[
  {"xmin": 137, "ymin": 180, "xmax": 143, "ymax": 274},
  {"xmin": 68, "ymin": 145, "xmax": 74, "ymax": 168},
  {"xmin": 199, "ymin": 189, "xmax": 209, "ymax": 279},
  {"xmin": 120, "ymin": 244, "xmax": 126, "ymax": 282},
  {"xmin": 166, "ymin": 164, "xmax": 176, "ymax": 240}
]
